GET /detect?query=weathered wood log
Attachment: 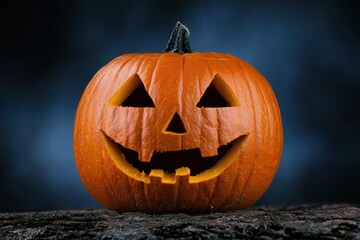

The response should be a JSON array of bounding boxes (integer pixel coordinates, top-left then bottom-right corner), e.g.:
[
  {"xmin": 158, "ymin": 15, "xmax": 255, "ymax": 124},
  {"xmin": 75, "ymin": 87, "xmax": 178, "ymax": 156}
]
[{"xmin": 1, "ymin": 204, "xmax": 359, "ymax": 239}]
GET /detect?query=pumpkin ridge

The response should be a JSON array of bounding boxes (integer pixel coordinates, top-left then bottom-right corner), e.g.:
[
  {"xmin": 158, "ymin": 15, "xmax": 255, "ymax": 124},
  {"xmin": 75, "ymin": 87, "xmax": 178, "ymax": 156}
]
[
  {"xmin": 217, "ymin": 56, "xmax": 255, "ymax": 209},
  {"xmin": 188, "ymin": 56, "xmax": 202, "ymax": 209},
  {"xmin": 82, "ymin": 61, "xmax": 117, "ymax": 134},
  {"xmin": 135, "ymin": 55, "xmax": 149, "ymax": 162},
  {"xmin": 114, "ymin": 55, "xmax": 149, "ymax": 159},
  {"xmin": 200, "ymin": 58, "xmax": 220, "ymax": 156},
  {"xmin": 101, "ymin": 55, "xmax": 154, "ymax": 208},
  {"xmin": 100, "ymin": 133, "xmax": 124, "ymax": 209},
  {"xmin": 101, "ymin": 56, "xmax": 139, "ymax": 113},
  {"xmin": 136, "ymin": 54, "xmax": 161, "ymax": 159},
  {"xmin": 255, "ymin": 64, "xmax": 282, "ymax": 151},
  {"xmin": 206, "ymin": 109, "xmax": 221, "ymax": 210},
  {"xmin": 192, "ymin": 54, "xmax": 204, "ymax": 157},
  {"xmin": 148, "ymin": 54, "xmax": 163, "ymax": 153},
  {"xmin": 209, "ymin": 58, "xmax": 243, "ymax": 209},
  {"xmin": 77, "ymin": 58, "xmax": 133, "ymax": 208},
  {"xmin": 138, "ymin": 107, "xmax": 144, "ymax": 159},
  {"xmin": 232, "ymin": 57, "xmax": 267, "ymax": 208},
  {"xmin": 238, "ymin": 58, "xmax": 282, "ymax": 199},
  {"xmin": 245, "ymin": 60, "xmax": 274, "ymax": 200},
  {"xmin": 124, "ymin": 169, "xmax": 138, "ymax": 210},
  {"xmin": 179, "ymin": 55, "xmax": 185, "ymax": 150},
  {"xmin": 254, "ymin": 62, "xmax": 283, "ymax": 167},
  {"xmin": 174, "ymin": 171, "xmax": 181, "ymax": 211},
  {"xmin": 208, "ymin": 69, "xmax": 228, "ymax": 210}
]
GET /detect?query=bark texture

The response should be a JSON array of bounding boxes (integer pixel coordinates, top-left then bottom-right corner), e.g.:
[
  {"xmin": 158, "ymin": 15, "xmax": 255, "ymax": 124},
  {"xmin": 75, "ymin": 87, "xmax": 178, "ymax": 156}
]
[{"xmin": 1, "ymin": 204, "xmax": 359, "ymax": 239}]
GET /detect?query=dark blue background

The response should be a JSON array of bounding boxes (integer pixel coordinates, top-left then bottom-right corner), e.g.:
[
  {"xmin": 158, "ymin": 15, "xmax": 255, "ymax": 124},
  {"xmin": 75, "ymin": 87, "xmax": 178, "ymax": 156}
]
[{"xmin": 1, "ymin": 0, "xmax": 359, "ymax": 212}]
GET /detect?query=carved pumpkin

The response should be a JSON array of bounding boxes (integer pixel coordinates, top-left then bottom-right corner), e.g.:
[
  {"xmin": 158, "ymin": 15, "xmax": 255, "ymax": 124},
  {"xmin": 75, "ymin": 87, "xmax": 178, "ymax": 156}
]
[{"xmin": 73, "ymin": 22, "xmax": 283, "ymax": 212}]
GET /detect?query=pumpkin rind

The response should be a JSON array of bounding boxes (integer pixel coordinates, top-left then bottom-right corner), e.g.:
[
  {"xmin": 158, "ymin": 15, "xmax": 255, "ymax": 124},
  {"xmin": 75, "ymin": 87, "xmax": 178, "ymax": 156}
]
[{"xmin": 73, "ymin": 51, "xmax": 283, "ymax": 212}]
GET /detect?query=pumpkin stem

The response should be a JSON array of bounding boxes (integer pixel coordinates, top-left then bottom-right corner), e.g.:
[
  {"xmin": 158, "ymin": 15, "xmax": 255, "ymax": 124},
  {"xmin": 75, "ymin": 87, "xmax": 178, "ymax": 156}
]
[{"xmin": 163, "ymin": 21, "xmax": 192, "ymax": 54}]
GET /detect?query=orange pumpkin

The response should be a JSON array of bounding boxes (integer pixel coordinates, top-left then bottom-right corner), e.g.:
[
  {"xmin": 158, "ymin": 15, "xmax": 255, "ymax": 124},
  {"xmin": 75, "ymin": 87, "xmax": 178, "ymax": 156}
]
[{"xmin": 73, "ymin": 22, "xmax": 283, "ymax": 212}]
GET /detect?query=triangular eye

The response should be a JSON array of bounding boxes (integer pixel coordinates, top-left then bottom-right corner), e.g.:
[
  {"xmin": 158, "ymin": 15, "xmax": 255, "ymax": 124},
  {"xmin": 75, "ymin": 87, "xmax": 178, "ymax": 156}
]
[
  {"xmin": 109, "ymin": 74, "xmax": 155, "ymax": 107},
  {"xmin": 196, "ymin": 74, "xmax": 240, "ymax": 108}
]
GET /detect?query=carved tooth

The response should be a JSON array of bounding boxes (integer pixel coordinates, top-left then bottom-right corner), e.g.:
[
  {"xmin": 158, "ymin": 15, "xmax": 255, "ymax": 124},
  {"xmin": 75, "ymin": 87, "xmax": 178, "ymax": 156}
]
[
  {"xmin": 162, "ymin": 173, "xmax": 176, "ymax": 183},
  {"xmin": 149, "ymin": 169, "xmax": 164, "ymax": 183},
  {"xmin": 175, "ymin": 167, "xmax": 190, "ymax": 176},
  {"xmin": 138, "ymin": 148, "xmax": 153, "ymax": 162},
  {"xmin": 200, "ymin": 147, "xmax": 218, "ymax": 157},
  {"xmin": 175, "ymin": 167, "xmax": 190, "ymax": 183}
]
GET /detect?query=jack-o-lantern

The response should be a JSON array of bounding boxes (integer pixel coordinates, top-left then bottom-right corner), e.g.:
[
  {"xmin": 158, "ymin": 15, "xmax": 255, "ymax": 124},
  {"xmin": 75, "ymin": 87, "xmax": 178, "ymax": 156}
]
[{"xmin": 73, "ymin": 22, "xmax": 283, "ymax": 212}]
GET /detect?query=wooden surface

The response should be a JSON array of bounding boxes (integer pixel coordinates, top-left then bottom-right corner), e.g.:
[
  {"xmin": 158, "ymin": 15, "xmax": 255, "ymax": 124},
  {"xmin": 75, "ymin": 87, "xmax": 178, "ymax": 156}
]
[{"xmin": 1, "ymin": 204, "xmax": 359, "ymax": 239}]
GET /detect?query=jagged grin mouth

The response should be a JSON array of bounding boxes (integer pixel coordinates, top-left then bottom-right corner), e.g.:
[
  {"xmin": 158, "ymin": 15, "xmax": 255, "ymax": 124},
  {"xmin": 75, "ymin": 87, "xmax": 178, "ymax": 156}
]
[{"xmin": 103, "ymin": 132, "xmax": 248, "ymax": 183}]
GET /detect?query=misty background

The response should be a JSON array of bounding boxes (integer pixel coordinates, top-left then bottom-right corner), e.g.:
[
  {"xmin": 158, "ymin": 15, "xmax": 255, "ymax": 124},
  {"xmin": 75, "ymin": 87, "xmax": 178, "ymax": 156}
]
[{"xmin": 0, "ymin": 0, "xmax": 359, "ymax": 212}]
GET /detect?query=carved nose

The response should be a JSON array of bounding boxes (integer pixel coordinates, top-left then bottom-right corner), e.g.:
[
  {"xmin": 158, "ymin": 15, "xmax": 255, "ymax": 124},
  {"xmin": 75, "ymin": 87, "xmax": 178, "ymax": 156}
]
[{"xmin": 164, "ymin": 112, "xmax": 186, "ymax": 134}]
